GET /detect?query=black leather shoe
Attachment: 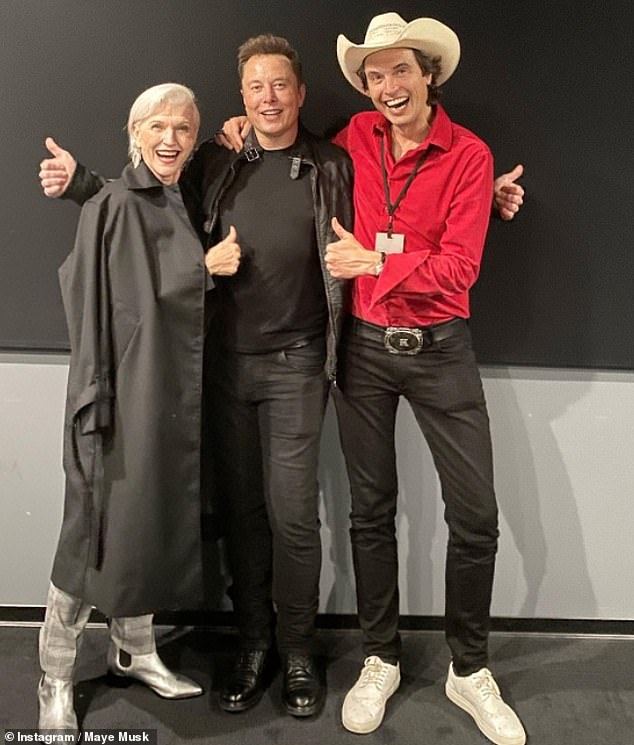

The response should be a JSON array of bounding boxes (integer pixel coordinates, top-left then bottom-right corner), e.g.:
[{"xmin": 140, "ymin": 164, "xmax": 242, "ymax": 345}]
[
  {"xmin": 282, "ymin": 654, "xmax": 325, "ymax": 717},
  {"xmin": 219, "ymin": 649, "xmax": 268, "ymax": 712}
]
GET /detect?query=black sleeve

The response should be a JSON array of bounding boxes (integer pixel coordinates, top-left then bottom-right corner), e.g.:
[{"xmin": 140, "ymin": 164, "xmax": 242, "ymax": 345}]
[{"xmin": 61, "ymin": 162, "xmax": 108, "ymax": 206}]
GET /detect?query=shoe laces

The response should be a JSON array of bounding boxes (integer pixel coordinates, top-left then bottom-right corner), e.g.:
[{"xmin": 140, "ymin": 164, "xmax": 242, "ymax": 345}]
[
  {"xmin": 286, "ymin": 653, "xmax": 312, "ymax": 671},
  {"xmin": 469, "ymin": 668, "xmax": 502, "ymax": 702},
  {"xmin": 358, "ymin": 656, "xmax": 393, "ymax": 690},
  {"xmin": 239, "ymin": 649, "xmax": 263, "ymax": 662},
  {"xmin": 234, "ymin": 649, "xmax": 266, "ymax": 674}
]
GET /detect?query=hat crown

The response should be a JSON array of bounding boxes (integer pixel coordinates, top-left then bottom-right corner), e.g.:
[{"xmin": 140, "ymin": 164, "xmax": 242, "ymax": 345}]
[
  {"xmin": 364, "ymin": 12, "xmax": 407, "ymax": 46},
  {"xmin": 337, "ymin": 13, "xmax": 461, "ymax": 94}
]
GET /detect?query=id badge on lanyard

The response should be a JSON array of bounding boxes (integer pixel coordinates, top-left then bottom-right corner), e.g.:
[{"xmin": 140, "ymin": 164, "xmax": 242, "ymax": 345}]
[
  {"xmin": 378, "ymin": 135, "xmax": 429, "ymax": 255},
  {"xmin": 375, "ymin": 232, "xmax": 405, "ymax": 253}
]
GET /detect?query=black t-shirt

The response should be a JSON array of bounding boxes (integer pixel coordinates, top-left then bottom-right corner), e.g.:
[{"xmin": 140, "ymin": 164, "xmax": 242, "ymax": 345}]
[{"xmin": 215, "ymin": 146, "xmax": 327, "ymax": 352}]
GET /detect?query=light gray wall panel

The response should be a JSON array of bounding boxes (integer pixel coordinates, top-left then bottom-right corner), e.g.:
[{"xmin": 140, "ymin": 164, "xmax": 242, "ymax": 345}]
[{"xmin": 2, "ymin": 355, "xmax": 633, "ymax": 618}]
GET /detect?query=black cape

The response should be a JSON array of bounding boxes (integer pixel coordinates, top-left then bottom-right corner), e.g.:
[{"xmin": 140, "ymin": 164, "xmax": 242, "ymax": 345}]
[{"xmin": 51, "ymin": 162, "xmax": 207, "ymax": 617}]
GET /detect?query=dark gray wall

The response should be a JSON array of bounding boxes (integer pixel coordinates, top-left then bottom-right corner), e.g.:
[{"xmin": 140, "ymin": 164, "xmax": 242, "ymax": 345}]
[{"xmin": 2, "ymin": 0, "xmax": 633, "ymax": 368}]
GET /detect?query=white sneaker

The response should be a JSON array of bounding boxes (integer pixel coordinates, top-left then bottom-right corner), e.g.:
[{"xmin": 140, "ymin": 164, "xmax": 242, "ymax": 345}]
[
  {"xmin": 445, "ymin": 663, "xmax": 526, "ymax": 745},
  {"xmin": 342, "ymin": 656, "xmax": 400, "ymax": 734}
]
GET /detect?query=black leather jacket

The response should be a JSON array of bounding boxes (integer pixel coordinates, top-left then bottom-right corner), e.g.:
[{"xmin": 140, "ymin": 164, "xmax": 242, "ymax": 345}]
[
  {"xmin": 186, "ymin": 126, "xmax": 354, "ymax": 379},
  {"xmin": 66, "ymin": 126, "xmax": 354, "ymax": 379}
]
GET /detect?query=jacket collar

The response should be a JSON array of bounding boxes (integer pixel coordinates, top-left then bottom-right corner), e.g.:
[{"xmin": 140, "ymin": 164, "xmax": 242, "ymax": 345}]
[
  {"xmin": 233, "ymin": 123, "xmax": 316, "ymax": 166},
  {"xmin": 121, "ymin": 160, "xmax": 178, "ymax": 190}
]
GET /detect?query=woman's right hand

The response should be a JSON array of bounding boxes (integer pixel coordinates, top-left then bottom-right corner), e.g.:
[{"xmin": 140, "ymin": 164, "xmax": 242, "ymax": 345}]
[
  {"xmin": 205, "ymin": 225, "xmax": 241, "ymax": 275},
  {"xmin": 39, "ymin": 137, "xmax": 77, "ymax": 197}
]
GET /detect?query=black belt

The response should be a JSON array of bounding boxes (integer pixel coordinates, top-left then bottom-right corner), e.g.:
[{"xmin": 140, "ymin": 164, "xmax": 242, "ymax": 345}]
[{"xmin": 348, "ymin": 316, "xmax": 465, "ymax": 355}]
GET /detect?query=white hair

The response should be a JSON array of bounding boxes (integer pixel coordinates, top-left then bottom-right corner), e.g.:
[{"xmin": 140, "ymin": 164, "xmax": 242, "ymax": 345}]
[{"xmin": 127, "ymin": 83, "xmax": 200, "ymax": 166}]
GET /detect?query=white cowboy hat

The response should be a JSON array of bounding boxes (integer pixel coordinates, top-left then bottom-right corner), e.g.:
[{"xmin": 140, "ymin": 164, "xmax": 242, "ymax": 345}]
[{"xmin": 337, "ymin": 12, "xmax": 460, "ymax": 94}]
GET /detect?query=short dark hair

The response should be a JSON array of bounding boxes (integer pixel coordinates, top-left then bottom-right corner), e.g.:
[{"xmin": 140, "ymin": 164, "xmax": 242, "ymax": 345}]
[
  {"xmin": 357, "ymin": 47, "xmax": 442, "ymax": 105},
  {"xmin": 237, "ymin": 34, "xmax": 303, "ymax": 86}
]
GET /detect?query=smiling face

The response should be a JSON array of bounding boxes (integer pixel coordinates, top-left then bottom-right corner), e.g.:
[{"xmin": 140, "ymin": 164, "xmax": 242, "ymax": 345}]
[
  {"xmin": 362, "ymin": 47, "xmax": 433, "ymax": 136},
  {"xmin": 133, "ymin": 103, "xmax": 198, "ymax": 185},
  {"xmin": 240, "ymin": 53, "xmax": 306, "ymax": 150}
]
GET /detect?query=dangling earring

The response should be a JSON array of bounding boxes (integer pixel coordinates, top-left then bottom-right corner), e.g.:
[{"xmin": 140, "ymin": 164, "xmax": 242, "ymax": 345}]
[{"xmin": 131, "ymin": 141, "xmax": 142, "ymax": 168}]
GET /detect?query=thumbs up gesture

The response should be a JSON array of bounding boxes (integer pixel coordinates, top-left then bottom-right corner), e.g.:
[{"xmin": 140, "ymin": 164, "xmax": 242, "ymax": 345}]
[
  {"xmin": 325, "ymin": 217, "xmax": 380, "ymax": 279},
  {"xmin": 493, "ymin": 163, "xmax": 524, "ymax": 221},
  {"xmin": 39, "ymin": 137, "xmax": 77, "ymax": 197},
  {"xmin": 205, "ymin": 225, "xmax": 241, "ymax": 276}
]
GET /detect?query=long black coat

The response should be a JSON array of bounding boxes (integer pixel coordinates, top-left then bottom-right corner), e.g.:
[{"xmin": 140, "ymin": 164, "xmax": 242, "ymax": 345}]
[{"xmin": 51, "ymin": 162, "xmax": 207, "ymax": 617}]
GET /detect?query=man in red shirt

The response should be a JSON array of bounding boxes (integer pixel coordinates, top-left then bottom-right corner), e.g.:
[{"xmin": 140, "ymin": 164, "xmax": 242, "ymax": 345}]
[{"xmin": 325, "ymin": 13, "xmax": 526, "ymax": 745}]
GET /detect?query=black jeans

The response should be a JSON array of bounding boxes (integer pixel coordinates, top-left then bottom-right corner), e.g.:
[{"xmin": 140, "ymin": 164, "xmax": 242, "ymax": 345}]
[
  {"xmin": 333, "ymin": 318, "xmax": 499, "ymax": 675},
  {"xmin": 210, "ymin": 337, "xmax": 328, "ymax": 654}
]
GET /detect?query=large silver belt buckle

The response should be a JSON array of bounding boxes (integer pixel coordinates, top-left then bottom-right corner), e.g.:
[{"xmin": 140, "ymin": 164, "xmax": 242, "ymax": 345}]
[{"xmin": 384, "ymin": 327, "xmax": 424, "ymax": 355}]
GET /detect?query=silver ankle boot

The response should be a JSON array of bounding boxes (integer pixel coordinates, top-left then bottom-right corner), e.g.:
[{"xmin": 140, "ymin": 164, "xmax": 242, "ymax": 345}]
[
  {"xmin": 38, "ymin": 673, "xmax": 79, "ymax": 738},
  {"xmin": 107, "ymin": 641, "xmax": 203, "ymax": 699}
]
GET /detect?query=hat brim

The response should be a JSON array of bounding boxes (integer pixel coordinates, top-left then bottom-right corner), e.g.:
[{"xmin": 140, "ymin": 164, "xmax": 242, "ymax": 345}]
[{"xmin": 337, "ymin": 18, "xmax": 460, "ymax": 95}]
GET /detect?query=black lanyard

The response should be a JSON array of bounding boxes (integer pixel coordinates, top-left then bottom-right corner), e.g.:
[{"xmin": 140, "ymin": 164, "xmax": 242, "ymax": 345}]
[{"xmin": 380, "ymin": 135, "xmax": 429, "ymax": 236}]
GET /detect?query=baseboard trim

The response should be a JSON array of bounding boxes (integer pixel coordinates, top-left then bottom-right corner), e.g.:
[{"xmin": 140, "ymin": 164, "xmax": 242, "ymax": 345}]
[{"xmin": 1, "ymin": 607, "xmax": 632, "ymax": 636}]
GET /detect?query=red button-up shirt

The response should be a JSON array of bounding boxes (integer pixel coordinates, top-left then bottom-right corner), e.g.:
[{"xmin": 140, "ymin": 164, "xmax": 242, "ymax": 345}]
[{"xmin": 333, "ymin": 105, "xmax": 493, "ymax": 326}]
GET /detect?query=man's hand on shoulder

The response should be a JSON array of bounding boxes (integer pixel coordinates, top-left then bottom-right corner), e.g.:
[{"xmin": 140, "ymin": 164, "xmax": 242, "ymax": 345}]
[
  {"xmin": 214, "ymin": 117, "xmax": 251, "ymax": 152},
  {"xmin": 39, "ymin": 137, "xmax": 77, "ymax": 198},
  {"xmin": 494, "ymin": 164, "xmax": 524, "ymax": 221}
]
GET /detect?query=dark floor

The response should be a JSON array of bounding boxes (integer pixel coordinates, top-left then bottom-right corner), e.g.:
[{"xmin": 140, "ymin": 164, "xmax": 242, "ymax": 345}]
[{"xmin": 1, "ymin": 624, "xmax": 633, "ymax": 745}]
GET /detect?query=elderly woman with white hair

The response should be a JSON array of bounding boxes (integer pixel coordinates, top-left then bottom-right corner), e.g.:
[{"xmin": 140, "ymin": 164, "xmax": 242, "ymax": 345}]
[{"xmin": 38, "ymin": 82, "xmax": 210, "ymax": 734}]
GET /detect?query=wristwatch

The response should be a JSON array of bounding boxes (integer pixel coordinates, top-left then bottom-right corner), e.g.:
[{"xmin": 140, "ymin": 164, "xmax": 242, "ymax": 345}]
[{"xmin": 374, "ymin": 251, "xmax": 386, "ymax": 276}]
